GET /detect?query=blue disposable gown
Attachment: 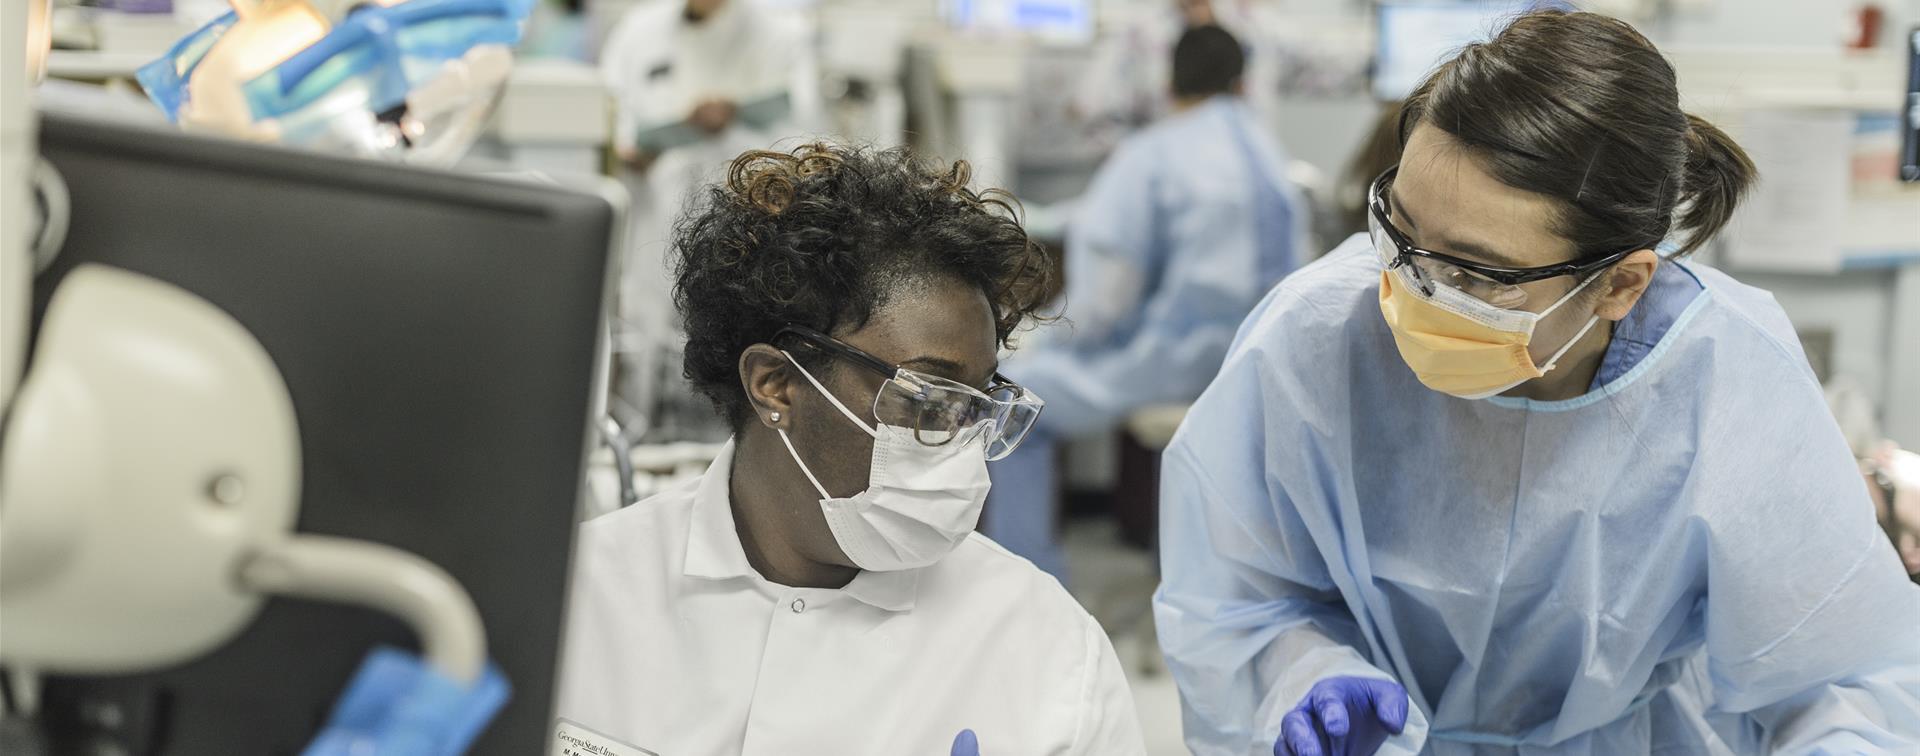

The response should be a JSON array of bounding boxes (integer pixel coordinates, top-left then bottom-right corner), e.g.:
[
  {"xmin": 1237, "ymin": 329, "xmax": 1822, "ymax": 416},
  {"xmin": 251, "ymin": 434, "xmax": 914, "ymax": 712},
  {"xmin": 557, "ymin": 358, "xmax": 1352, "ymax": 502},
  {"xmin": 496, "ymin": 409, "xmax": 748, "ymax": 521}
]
[
  {"xmin": 985, "ymin": 95, "xmax": 1306, "ymax": 578},
  {"xmin": 1154, "ymin": 234, "xmax": 1920, "ymax": 755},
  {"xmin": 999, "ymin": 95, "xmax": 1306, "ymax": 435}
]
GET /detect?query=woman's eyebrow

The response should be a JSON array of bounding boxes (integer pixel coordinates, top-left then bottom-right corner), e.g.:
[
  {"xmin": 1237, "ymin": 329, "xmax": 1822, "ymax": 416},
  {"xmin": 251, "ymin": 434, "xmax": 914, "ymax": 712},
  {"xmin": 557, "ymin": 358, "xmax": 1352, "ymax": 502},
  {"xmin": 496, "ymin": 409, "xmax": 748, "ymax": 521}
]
[
  {"xmin": 1444, "ymin": 239, "xmax": 1530, "ymax": 269},
  {"xmin": 1387, "ymin": 187, "xmax": 1420, "ymax": 232},
  {"xmin": 901, "ymin": 356, "xmax": 995, "ymax": 388},
  {"xmin": 1389, "ymin": 186, "xmax": 1530, "ymax": 268}
]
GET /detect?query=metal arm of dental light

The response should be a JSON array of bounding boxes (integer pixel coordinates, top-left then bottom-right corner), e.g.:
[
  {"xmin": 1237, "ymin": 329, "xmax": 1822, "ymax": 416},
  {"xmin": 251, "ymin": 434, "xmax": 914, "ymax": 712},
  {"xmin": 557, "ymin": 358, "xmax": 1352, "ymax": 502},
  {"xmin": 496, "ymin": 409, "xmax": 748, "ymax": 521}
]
[
  {"xmin": 599, "ymin": 414, "xmax": 640, "ymax": 508},
  {"xmin": 237, "ymin": 537, "xmax": 487, "ymax": 683}
]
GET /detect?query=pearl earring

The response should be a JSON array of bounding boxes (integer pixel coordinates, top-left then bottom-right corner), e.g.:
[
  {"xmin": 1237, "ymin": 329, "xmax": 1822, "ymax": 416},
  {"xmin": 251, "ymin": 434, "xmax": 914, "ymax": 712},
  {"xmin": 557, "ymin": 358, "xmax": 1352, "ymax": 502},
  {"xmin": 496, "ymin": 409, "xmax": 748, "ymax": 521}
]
[{"xmin": 769, "ymin": 412, "xmax": 781, "ymax": 423}]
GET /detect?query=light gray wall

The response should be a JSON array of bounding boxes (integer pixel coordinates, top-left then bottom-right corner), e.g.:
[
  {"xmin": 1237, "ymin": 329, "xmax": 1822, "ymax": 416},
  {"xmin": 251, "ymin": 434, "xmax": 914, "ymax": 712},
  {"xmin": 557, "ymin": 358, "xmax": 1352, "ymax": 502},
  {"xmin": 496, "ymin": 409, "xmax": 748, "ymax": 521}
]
[{"xmin": 1651, "ymin": 0, "xmax": 1919, "ymax": 50}]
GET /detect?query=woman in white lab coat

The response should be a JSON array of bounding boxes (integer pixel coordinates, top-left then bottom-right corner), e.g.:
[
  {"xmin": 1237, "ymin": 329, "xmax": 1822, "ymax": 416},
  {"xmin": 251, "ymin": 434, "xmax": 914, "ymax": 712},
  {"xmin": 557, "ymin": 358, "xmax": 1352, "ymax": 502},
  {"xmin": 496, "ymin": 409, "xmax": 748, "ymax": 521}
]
[
  {"xmin": 599, "ymin": 0, "xmax": 817, "ymax": 431},
  {"xmin": 554, "ymin": 143, "xmax": 1147, "ymax": 755}
]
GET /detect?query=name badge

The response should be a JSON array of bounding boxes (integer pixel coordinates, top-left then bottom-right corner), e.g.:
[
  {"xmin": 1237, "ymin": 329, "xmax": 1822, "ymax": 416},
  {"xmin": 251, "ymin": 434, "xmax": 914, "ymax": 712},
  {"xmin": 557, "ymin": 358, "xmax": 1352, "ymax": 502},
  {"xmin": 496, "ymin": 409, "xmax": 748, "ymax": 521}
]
[{"xmin": 553, "ymin": 718, "xmax": 658, "ymax": 756}]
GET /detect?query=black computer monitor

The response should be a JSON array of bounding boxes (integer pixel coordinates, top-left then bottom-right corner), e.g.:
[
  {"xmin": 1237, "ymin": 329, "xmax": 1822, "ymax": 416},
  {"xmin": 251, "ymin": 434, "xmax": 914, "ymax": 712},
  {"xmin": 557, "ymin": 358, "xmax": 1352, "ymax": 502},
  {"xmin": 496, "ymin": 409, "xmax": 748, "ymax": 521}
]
[{"xmin": 23, "ymin": 107, "xmax": 618, "ymax": 754}]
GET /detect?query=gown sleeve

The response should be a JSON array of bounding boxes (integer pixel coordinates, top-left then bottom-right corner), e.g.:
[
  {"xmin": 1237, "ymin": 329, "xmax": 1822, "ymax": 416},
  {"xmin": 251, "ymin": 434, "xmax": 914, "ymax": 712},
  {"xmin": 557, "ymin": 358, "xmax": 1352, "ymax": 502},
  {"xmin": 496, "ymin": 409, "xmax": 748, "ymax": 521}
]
[
  {"xmin": 1153, "ymin": 310, "xmax": 1428, "ymax": 756},
  {"xmin": 1005, "ymin": 132, "xmax": 1297, "ymax": 437},
  {"xmin": 1698, "ymin": 379, "xmax": 1920, "ymax": 753}
]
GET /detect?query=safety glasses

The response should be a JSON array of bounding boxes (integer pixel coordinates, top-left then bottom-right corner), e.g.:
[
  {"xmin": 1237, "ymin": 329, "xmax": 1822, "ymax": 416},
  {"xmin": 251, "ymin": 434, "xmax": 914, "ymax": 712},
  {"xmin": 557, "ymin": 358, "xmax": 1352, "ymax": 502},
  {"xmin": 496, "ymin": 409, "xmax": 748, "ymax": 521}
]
[
  {"xmin": 777, "ymin": 326, "xmax": 1043, "ymax": 461},
  {"xmin": 1368, "ymin": 167, "xmax": 1634, "ymax": 308}
]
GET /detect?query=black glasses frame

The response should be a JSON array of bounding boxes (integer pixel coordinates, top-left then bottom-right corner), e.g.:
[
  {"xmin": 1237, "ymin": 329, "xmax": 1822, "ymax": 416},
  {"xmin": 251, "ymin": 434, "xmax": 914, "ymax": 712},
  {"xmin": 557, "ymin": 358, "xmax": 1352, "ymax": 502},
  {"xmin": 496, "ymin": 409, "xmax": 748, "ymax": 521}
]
[
  {"xmin": 1368, "ymin": 166, "xmax": 1638, "ymax": 287},
  {"xmin": 775, "ymin": 325, "xmax": 1016, "ymax": 392}
]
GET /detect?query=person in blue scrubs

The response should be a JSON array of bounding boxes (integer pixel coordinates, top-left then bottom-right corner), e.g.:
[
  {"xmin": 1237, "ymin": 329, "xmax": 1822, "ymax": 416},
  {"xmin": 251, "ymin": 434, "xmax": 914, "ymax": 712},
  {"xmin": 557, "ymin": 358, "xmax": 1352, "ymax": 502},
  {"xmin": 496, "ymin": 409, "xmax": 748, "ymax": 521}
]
[
  {"xmin": 1154, "ymin": 10, "xmax": 1920, "ymax": 756},
  {"xmin": 984, "ymin": 24, "xmax": 1308, "ymax": 579}
]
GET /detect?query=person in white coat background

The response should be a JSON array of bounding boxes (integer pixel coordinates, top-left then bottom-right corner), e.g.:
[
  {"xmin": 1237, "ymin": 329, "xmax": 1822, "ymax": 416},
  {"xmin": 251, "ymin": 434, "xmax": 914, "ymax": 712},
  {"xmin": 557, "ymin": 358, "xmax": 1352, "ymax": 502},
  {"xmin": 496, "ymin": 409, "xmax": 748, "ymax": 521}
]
[
  {"xmin": 555, "ymin": 143, "xmax": 1147, "ymax": 756},
  {"xmin": 599, "ymin": 0, "xmax": 818, "ymax": 436}
]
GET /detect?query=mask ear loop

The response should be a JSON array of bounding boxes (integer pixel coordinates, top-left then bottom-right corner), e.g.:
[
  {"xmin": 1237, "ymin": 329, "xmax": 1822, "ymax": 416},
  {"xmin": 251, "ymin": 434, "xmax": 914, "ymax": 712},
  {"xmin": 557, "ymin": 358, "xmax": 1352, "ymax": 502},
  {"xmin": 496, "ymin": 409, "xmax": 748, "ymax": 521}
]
[
  {"xmin": 1534, "ymin": 271, "xmax": 1608, "ymax": 373},
  {"xmin": 1538, "ymin": 316, "xmax": 1602, "ymax": 373},
  {"xmin": 1538, "ymin": 267, "xmax": 1605, "ymax": 318},
  {"xmin": 774, "ymin": 350, "xmax": 880, "ymax": 500},
  {"xmin": 776, "ymin": 429, "xmax": 833, "ymax": 500},
  {"xmin": 780, "ymin": 350, "xmax": 880, "ymax": 439}
]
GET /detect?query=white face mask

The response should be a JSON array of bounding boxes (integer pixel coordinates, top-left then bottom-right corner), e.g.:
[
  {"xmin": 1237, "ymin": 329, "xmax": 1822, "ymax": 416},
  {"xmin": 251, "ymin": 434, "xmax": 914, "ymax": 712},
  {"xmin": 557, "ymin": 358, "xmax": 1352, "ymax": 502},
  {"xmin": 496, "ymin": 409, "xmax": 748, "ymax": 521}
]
[{"xmin": 776, "ymin": 353, "xmax": 992, "ymax": 572}]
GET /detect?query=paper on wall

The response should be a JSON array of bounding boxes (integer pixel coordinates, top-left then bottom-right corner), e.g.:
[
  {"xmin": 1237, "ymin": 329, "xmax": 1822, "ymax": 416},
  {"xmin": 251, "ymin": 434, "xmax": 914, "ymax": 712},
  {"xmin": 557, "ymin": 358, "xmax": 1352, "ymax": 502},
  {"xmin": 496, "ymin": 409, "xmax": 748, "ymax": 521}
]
[{"xmin": 1723, "ymin": 109, "xmax": 1853, "ymax": 272}]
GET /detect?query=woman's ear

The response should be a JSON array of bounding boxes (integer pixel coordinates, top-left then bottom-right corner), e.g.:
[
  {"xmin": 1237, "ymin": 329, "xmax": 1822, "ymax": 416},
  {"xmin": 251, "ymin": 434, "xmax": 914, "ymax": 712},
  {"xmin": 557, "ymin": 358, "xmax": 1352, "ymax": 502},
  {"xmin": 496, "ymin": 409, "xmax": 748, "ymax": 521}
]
[
  {"xmin": 739, "ymin": 345, "xmax": 796, "ymax": 429},
  {"xmin": 1593, "ymin": 249, "xmax": 1660, "ymax": 322}
]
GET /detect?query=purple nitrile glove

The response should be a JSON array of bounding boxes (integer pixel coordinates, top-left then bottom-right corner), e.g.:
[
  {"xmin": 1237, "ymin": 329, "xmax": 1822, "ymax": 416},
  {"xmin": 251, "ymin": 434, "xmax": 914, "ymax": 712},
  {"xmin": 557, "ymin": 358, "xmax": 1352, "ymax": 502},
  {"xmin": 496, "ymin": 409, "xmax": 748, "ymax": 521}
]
[
  {"xmin": 951, "ymin": 728, "xmax": 979, "ymax": 756},
  {"xmin": 1276, "ymin": 676, "xmax": 1409, "ymax": 756}
]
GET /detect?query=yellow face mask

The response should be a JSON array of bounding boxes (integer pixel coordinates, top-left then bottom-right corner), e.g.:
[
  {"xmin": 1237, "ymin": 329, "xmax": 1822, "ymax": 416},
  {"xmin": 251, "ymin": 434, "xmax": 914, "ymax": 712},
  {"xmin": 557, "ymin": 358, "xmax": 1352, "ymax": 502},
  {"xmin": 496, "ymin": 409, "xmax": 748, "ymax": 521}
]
[{"xmin": 1377, "ymin": 266, "xmax": 1602, "ymax": 400}]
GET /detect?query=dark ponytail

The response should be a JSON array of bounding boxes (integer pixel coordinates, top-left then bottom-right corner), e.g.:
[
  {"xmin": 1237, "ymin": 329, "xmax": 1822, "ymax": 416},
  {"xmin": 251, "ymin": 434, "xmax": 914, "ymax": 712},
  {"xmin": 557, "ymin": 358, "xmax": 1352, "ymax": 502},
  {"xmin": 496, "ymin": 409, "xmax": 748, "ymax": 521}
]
[
  {"xmin": 1676, "ymin": 114, "xmax": 1757, "ymax": 256},
  {"xmin": 1400, "ymin": 10, "xmax": 1758, "ymax": 258}
]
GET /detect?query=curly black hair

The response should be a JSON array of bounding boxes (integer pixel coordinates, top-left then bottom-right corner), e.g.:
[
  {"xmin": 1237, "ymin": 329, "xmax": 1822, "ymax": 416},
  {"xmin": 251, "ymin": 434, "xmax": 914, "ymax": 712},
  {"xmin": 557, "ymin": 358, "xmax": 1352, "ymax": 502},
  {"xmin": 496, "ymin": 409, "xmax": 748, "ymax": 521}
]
[{"xmin": 672, "ymin": 142, "xmax": 1055, "ymax": 428}]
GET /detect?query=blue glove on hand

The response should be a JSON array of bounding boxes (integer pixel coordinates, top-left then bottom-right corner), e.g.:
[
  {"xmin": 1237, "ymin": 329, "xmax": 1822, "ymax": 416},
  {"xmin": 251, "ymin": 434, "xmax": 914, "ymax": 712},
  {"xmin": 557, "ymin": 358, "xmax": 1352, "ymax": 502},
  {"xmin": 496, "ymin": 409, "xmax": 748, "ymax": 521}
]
[
  {"xmin": 302, "ymin": 646, "xmax": 510, "ymax": 756},
  {"xmin": 1276, "ymin": 676, "xmax": 1409, "ymax": 756},
  {"xmin": 951, "ymin": 729, "xmax": 979, "ymax": 756}
]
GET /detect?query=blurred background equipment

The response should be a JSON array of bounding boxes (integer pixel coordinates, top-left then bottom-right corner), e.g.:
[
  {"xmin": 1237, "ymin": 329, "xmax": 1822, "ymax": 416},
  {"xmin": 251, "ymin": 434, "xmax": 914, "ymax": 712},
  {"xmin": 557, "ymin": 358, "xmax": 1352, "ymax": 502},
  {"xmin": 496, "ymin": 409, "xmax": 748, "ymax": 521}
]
[
  {"xmin": 942, "ymin": 0, "xmax": 1095, "ymax": 43},
  {"xmin": 1372, "ymin": 0, "xmax": 1549, "ymax": 100},
  {"xmin": 134, "ymin": 0, "xmax": 536, "ymax": 163}
]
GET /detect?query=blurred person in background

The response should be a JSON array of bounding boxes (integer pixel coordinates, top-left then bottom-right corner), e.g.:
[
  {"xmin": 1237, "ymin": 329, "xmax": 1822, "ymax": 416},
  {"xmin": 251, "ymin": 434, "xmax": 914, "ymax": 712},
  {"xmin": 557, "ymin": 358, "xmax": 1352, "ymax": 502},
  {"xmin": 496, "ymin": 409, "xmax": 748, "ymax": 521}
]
[
  {"xmin": 1072, "ymin": 0, "xmax": 1281, "ymax": 151},
  {"xmin": 982, "ymin": 24, "xmax": 1309, "ymax": 579},
  {"xmin": 600, "ymin": 0, "xmax": 818, "ymax": 438}
]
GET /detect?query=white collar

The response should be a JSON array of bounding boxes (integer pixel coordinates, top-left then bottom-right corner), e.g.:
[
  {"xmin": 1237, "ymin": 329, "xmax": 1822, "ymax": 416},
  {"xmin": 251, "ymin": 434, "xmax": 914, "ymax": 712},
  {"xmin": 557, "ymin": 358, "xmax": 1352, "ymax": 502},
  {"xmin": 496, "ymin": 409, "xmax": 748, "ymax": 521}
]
[{"xmin": 682, "ymin": 439, "xmax": 921, "ymax": 612}]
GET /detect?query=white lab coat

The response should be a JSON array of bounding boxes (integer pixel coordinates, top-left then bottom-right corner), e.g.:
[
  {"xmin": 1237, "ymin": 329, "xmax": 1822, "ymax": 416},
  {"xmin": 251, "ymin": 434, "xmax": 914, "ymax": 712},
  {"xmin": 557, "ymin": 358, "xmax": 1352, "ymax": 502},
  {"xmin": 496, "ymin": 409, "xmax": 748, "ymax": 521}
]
[
  {"xmin": 554, "ymin": 441, "xmax": 1148, "ymax": 755},
  {"xmin": 599, "ymin": 0, "xmax": 817, "ymax": 417}
]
